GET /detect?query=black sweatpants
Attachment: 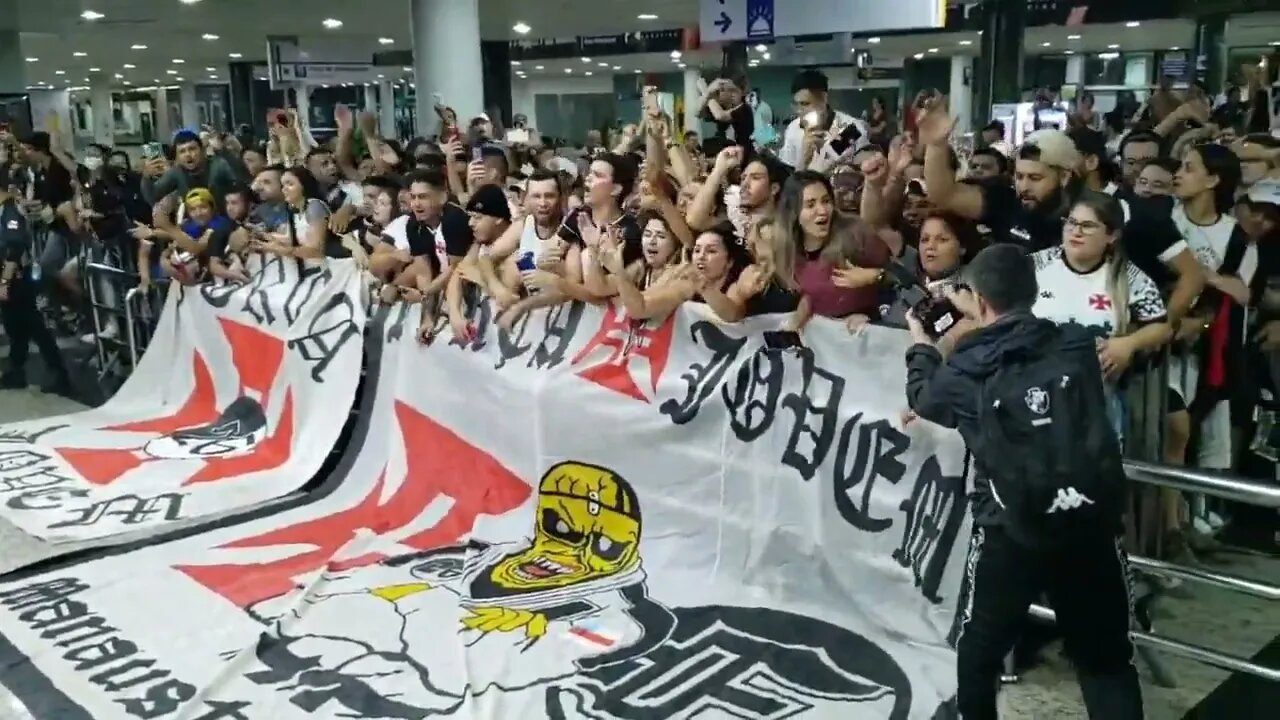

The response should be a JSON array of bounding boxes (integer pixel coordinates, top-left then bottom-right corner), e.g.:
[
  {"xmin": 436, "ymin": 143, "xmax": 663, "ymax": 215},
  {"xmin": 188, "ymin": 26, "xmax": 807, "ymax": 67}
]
[
  {"xmin": 950, "ymin": 525, "xmax": 1144, "ymax": 719},
  {"xmin": 1, "ymin": 276, "xmax": 63, "ymax": 376}
]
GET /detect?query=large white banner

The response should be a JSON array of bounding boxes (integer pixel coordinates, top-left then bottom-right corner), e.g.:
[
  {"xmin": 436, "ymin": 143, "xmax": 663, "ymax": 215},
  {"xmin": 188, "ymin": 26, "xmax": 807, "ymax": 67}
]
[
  {"xmin": 0, "ymin": 256, "xmax": 367, "ymax": 545},
  {"xmin": 0, "ymin": 299, "xmax": 971, "ymax": 719}
]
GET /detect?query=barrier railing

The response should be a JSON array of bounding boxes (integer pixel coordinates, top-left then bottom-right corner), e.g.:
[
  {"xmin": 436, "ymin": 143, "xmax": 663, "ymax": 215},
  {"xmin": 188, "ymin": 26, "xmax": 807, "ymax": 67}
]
[{"xmin": 1028, "ymin": 461, "xmax": 1280, "ymax": 687}]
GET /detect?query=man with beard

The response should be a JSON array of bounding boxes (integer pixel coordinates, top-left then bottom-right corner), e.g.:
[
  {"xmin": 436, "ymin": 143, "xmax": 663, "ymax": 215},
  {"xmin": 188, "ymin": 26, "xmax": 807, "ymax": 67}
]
[
  {"xmin": 306, "ymin": 147, "xmax": 363, "ymax": 231},
  {"xmin": 474, "ymin": 170, "xmax": 564, "ymax": 310},
  {"xmin": 685, "ymin": 146, "xmax": 787, "ymax": 235}
]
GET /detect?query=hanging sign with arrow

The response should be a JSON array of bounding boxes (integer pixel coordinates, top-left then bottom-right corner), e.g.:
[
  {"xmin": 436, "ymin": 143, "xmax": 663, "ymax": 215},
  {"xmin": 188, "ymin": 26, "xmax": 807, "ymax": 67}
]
[{"xmin": 699, "ymin": 0, "xmax": 943, "ymax": 43}]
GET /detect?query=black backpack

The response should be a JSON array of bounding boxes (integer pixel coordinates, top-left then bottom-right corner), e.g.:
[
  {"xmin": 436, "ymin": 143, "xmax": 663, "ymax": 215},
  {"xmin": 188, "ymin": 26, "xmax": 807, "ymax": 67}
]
[{"xmin": 975, "ymin": 324, "xmax": 1125, "ymax": 546}]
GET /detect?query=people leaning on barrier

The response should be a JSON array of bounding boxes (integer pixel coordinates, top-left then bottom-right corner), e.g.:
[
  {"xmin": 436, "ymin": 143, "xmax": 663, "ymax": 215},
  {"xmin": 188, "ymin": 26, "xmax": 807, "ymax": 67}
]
[
  {"xmin": 131, "ymin": 187, "xmax": 228, "ymax": 290},
  {"xmin": 477, "ymin": 170, "xmax": 566, "ymax": 315},
  {"xmin": 902, "ymin": 243, "xmax": 1144, "ymax": 720},
  {"xmin": 878, "ymin": 211, "xmax": 983, "ymax": 329},
  {"xmin": 0, "ymin": 162, "xmax": 71, "ymax": 394},
  {"xmin": 209, "ymin": 186, "xmax": 256, "ymax": 284},
  {"xmin": 598, "ymin": 209, "xmax": 688, "ymax": 323},
  {"xmin": 440, "ymin": 184, "xmax": 513, "ymax": 344},
  {"xmin": 374, "ymin": 168, "xmax": 473, "ymax": 306},
  {"xmin": 556, "ymin": 152, "xmax": 642, "ymax": 303}
]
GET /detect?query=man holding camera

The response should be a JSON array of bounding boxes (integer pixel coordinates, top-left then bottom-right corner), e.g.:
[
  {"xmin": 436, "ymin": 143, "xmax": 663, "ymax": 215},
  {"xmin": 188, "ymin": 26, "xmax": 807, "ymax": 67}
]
[{"xmin": 903, "ymin": 244, "xmax": 1143, "ymax": 719}]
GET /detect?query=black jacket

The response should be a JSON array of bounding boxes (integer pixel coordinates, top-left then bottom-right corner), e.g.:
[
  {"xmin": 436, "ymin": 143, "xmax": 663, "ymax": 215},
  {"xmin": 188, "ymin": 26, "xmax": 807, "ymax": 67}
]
[{"xmin": 904, "ymin": 312, "xmax": 1103, "ymax": 529}]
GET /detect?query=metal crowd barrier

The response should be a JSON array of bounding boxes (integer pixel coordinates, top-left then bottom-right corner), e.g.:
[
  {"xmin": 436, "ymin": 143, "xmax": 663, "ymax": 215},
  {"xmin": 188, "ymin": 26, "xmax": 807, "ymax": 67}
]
[
  {"xmin": 1028, "ymin": 462, "xmax": 1280, "ymax": 686},
  {"xmin": 83, "ymin": 260, "xmax": 158, "ymax": 392}
]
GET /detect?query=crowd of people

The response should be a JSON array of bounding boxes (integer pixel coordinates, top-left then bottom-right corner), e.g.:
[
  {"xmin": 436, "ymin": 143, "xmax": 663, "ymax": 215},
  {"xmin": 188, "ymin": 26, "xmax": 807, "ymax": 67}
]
[{"xmin": 1, "ymin": 61, "xmax": 1279, "ymax": 717}]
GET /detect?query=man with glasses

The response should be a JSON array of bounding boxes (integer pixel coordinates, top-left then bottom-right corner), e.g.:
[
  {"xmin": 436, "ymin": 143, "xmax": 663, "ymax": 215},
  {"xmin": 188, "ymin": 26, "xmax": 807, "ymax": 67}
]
[{"xmin": 1118, "ymin": 132, "xmax": 1163, "ymax": 189}]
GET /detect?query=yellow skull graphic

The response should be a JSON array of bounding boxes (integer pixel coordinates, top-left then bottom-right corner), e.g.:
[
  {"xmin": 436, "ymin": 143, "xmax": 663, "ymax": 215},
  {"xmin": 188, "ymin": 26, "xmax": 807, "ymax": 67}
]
[{"xmin": 489, "ymin": 461, "xmax": 642, "ymax": 592}]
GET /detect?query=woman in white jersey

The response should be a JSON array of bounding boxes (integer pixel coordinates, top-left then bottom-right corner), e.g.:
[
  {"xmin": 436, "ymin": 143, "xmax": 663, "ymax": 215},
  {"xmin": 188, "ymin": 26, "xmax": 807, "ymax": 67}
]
[{"xmin": 1031, "ymin": 191, "xmax": 1172, "ymax": 443}]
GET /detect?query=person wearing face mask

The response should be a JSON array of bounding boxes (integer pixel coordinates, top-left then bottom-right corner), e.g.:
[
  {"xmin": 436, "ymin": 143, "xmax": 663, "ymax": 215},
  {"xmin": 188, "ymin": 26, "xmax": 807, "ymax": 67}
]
[{"xmin": 903, "ymin": 243, "xmax": 1145, "ymax": 720}]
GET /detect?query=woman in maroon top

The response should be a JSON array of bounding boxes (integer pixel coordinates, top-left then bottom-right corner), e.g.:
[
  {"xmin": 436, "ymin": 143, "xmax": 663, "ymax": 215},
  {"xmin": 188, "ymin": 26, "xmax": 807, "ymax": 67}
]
[{"xmin": 774, "ymin": 171, "xmax": 890, "ymax": 331}]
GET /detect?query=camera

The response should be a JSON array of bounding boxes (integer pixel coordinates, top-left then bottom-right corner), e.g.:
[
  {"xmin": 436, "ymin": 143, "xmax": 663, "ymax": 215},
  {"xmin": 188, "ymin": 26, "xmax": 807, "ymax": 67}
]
[{"xmin": 882, "ymin": 261, "xmax": 966, "ymax": 340}]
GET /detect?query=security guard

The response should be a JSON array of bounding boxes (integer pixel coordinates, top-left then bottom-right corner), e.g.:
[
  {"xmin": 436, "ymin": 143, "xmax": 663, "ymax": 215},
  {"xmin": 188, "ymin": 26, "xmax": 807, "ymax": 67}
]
[{"xmin": 0, "ymin": 162, "xmax": 70, "ymax": 393}]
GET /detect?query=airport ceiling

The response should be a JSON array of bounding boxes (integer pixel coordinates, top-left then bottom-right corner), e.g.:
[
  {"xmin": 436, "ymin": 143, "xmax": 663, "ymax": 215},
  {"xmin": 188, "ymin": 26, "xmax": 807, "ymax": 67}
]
[{"xmin": 8, "ymin": 1, "xmax": 1280, "ymax": 89}]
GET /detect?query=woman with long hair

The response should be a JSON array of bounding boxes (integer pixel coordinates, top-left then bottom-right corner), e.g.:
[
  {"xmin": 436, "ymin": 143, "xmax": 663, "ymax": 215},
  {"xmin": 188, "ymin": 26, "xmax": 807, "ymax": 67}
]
[
  {"xmin": 879, "ymin": 211, "xmax": 983, "ymax": 328},
  {"xmin": 775, "ymin": 171, "xmax": 889, "ymax": 331},
  {"xmin": 598, "ymin": 209, "xmax": 686, "ymax": 320}
]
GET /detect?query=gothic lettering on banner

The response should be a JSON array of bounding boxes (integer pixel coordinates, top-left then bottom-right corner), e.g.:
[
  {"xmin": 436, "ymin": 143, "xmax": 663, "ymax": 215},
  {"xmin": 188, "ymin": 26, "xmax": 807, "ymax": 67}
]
[
  {"xmin": 722, "ymin": 349, "xmax": 784, "ymax": 441},
  {"xmin": 779, "ymin": 350, "xmax": 845, "ymax": 481},
  {"xmin": 529, "ymin": 300, "xmax": 585, "ymax": 370},
  {"xmin": 288, "ymin": 293, "xmax": 360, "ymax": 383},
  {"xmin": 282, "ymin": 262, "xmax": 334, "ymax": 326},
  {"xmin": 660, "ymin": 320, "xmax": 748, "ymax": 424},
  {"xmin": 47, "ymin": 493, "xmax": 186, "ymax": 529},
  {"xmin": 892, "ymin": 453, "xmax": 970, "ymax": 604}
]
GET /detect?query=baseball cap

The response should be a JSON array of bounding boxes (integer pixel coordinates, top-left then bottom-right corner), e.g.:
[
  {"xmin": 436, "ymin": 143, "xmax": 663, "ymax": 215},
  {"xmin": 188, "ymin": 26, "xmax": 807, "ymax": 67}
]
[
  {"xmin": 466, "ymin": 183, "xmax": 511, "ymax": 222},
  {"xmin": 1247, "ymin": 179, "xmax": 1280, "ymax": 207},
  {"xmin": 1021, "ymin": 129, "xmax": 1081, "ymax": 171}
]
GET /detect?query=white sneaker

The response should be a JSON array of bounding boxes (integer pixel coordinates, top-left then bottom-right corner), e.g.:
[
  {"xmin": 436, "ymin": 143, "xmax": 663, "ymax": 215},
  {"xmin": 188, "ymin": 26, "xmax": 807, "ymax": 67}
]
[{"xmin": 81, "ymin": 324, "xmax": 119, "ymax": 344}]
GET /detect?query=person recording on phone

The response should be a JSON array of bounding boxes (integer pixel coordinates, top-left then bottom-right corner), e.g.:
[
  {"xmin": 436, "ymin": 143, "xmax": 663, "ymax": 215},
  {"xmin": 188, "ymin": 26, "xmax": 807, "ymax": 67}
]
[
  {"xmin": 778, "ymin": 69, "xmax": 867, "ymax": 171},
  {"xmin": 0, "ymin": 162, "xmax": 71, "ymax": 394},
  {"xmin": 902, "ymin": 243, "xmax": 1143, "ymax": 720},
  {"xmin": 697, "ymin": 75, "xmax": 754, "ymax": 150},
  {"xmin": 141, "ymin": 129, "xmax": 242, "ymax": 212}
]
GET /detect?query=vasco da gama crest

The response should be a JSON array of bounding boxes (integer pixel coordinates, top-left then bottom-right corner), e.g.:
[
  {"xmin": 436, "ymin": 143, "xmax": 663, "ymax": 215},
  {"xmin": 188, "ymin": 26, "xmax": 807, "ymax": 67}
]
[{"xmin": 233, "ymin": 462, "xmax": 918, "ymax": 718}]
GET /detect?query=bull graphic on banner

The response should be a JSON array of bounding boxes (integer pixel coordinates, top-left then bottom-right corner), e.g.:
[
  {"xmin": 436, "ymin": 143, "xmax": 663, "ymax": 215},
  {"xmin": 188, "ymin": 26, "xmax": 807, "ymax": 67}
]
[{"xmin": 230, "ymin": 462, "xmax": 915, "ymax": 718}]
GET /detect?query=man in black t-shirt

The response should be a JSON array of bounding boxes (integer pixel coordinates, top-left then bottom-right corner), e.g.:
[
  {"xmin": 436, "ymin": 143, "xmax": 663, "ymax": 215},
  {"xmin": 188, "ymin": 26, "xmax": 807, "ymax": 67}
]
[
  {"xmin": 557, "ymin": 152, "xmax": 642, "ymax": 275},
  {"xmin": 379, "ymin": 168, "xmax": 473, "ymax": 303}
]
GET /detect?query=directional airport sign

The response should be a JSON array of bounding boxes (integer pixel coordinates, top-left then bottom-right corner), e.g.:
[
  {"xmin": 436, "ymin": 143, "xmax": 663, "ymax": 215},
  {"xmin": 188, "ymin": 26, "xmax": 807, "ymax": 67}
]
[{"xmin": 699, "ymin": 0, "xmax": 947, "ymax": 43}]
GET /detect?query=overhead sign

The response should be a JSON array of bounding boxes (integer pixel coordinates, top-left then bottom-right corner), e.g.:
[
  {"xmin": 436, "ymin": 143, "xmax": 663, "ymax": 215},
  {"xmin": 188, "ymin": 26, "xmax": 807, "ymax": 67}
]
[
  {"xmin": 0, "ymin": 301, "xmax": 972, "ymax": 719},
  {"xmin": 700, "ymin": 0, "xmax": 947, "ymax": 42},
  {"xmin": 275, "ymin": 63, "xmax": 378, "ymax": 85},
  {"xmin": 0, "ymin": 257, "xmax": 365, "ymax": 547}
]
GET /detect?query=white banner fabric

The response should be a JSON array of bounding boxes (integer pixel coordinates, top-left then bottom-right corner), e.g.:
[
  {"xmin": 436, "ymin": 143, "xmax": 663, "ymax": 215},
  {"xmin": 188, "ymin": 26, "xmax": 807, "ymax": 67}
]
[
  {"xmin": 0, "ymin": 299, "xmax": 971, "ymax": 719},
  {"xmin": 0, "ymin": 257, "xmax": 367, "ymax": 544}
]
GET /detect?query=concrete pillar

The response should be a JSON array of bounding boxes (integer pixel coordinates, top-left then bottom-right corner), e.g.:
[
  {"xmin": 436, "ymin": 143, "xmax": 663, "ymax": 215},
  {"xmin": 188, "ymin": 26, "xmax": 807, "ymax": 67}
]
[
  {"xmin": 949, "ymin": 55, "xmax": 973, "ymax": 136},
  {"xmin": 1193, "ymin": 14, "xmax": 1228, "ymax": 96},
  {"xmin": 974, "ymin": 0, "xmax": 1026, "ymax": 116},
  {"xmin": 683, "ymin": 68, "xmax": 701, "ymax": 135},
  {"xmin": 89, "ymin": 73, "xmax": 114, "ymax": 145},
  {"xmin": 379, "ymin": 80, "xmax": 397, "ymax": 139},
  {"xmin": 363, "ymin": 83, "xmax": 378, "ymax": 114},
  {"xmin": 0, "ymin": 30, "xmax": 24, "ymax": 96},
  {"xmin": 410, "ymin": 0, "xmax": 484, "ymax": 137},
  {"xmin": 178, "ymin": 82, "xmax": 199, "ymax": 130},
  {"xmin": 295, "ymin": 85, "xmax": 311, "ymax": 133},
  {"xmin": 153, "ymin": 88, "xmax": 172, "ymax": 140},
  {"xmin": 1065, "ymin": 55, "xmax": 1085, "ymax": 87}
]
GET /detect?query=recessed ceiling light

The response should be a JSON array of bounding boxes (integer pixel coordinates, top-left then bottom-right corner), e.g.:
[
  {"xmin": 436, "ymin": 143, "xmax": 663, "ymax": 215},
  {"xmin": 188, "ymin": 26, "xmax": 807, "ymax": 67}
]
[
  {"xmin": 670, "ymin": 50, "xmax": 682, "ymax": 59},
  {"xmin": 1170, "ymin": 46, "xmax": 1180, "ymax": 51},
  {"xmin": 749, "ymin": 61, "xmax": 760, "ymax": 67},
  {"xmin": 376, "ymin": 73, "xmax": 385, "ymax": 79},
  {"xmin": 1065, "ymin": 50, "xmax": 1074, "ymax": 55},
  {"xmin": 73, "ymin": 51, "xmax": 87, "ymax": 57},
  {"xmin": 581, "ymin": 57, "xmax": 591, "ymax": 63},
  {"xmin": 378, "ymin": 37, "xmax": 394, "ymax": 45},
  {"xmin": 928, "ymin": 48, "xmax": 939, "ymax": 53},
  {"xmin": 637, "ymin": 13, "xmax": 657, "ymax": 20},
  {"xmin": 1107, "ymin": 44, "xmax": 1120, "ymax": 49},
  {"xmin": 913, "ymin": 52, "xmax": 925, "ymax": 60},
  {"xmin": 123, "ymin": 63, "xmax": 136, "ymax": 69},
  {"xmin": 172, "ymin": 59, "xmax": 185, "ymax": 64},
  {"xmin": 585, "ymin": 71, "xmax": 593, "ymax": 76},
  {"xmin": 1098, "ymin": 52, "xmax": 1120, "ymax": 59},
  {"xmin": 611, "ymin": 65, "xmax": 621, "ymax": 71},
  {"xmin": 25, "ymin": 57, "xmax": 37, "ymax": 62},
  {"xmin": 228, "ymin": 53, "xmax": 242, "ymax": 59},
  {"xmin": 114, "ymin": 73, "xmax": 123, "ymax": 78},
  {"xmin": 868, "ymin": 37, "xmax": 881, "ymax": 44},
  {"xmin": 598, "ymin": 62, "xmax": 609, "ymax": 67},
  {"xmin": 123, "ymin": 80, "xmax": 132, "ymax": 85},
  {"xmin": 205, "ymin": 66, "xmax": 215, "ymax": 71},
  {"xmin": 761, "ymin": 52, "xmax": 770, "ymax": 60},
  {"xmin": 633, "ymin": 69, "xmax": 641, "ymax": 74},
  {"xmin": 511, "ymin": 60, "xmax": 521, "ymax": 67},
  {"xmin": 89, "ymin": 67, "xmax": 100, "ymax": 72},
  {"xmin": 402, "ymin": 66, "xmax": 411, "ymax": 71},
  {"xmin": 131, "ymin": 44, "xmax": 147, "ymax": 50},
  {"xmin": 677, "ymin": 63, "xmax": 686, "ymax": 69},
  {"xmin": 179, "ymin": 0, "xmax": 202, "ymax": 4},
  {"xmin": 1271, "ymin": 41, "xmax": 1280, "ymax": 47},
  {"xmin": 322, "ymin": 18, "xmax": 343, "ymax": 29},
  {"xmin": 80, "ymin": 10, "xmax": 103, "ymax": 20},
  {"xmin": 54, "ymin": 70, "xmax": 65, "ymax": 75},
  {"xmin": 1067, "ymin": 34, "xmax": 1081, "ymax": 40},
  {"xmin": 166, "ymin": 69, "xmax": 178, "ymax": 75},
  {"xmin": 564, "ymin": 68, "xmax": 572, "ymax": 74},
  {"xmin": 959, "ymin": 40, "xmax": 973, "ymax": 46},
  {"xmin": 755, "ymin": 44, "xmax": 767, "ymax": 52},
  {"xmin": 1125, "ymin": 21, "xmax": 1140, "ymax": 28},
  {"xmin": 202, "ymin": 33, "xmax": 219, "ymax": 40},
  {"xmin": 513, "ymin": 22, "xmax": 531, "ymax": 34},
  {"xmin": 534, "ymin": 65, "xmax": 544, "ymax": 70},
  {"xmin": 1041, "ymin": 42, "xmax": 1051, "ymax": 47}
]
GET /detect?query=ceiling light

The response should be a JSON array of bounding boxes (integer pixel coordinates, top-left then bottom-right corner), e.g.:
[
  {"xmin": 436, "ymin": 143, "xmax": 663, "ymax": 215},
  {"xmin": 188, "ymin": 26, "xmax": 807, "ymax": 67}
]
[
  {"xmin": 511, "ymin": 60, "xmax": 521, "ymax": 66},
  {"xmin": 376, "ymin": 73, "xmax": 385, "ymax": 79},
  {"xmin": 868, "ymin": 37, "xmax": 881, "ymax": 44},
  {"xmin": 166, "ymin": 70, "xmax": 178, "ymax": 75},
  {"xmin": 670, "ymin": 50, "xmax": 682, "ymax": 59},
  {"xmin": 1107, "ymin": 44, "xmax": 1120, "ymax": 49},
  {"xmin": 959, "ymin": 40, "xmax": 973, "ymax": 46},
  {"xmin": 534, "ymin": 65, "xmax": 544, "ymax": 70},
  {"xmin": 131, "ymin": 44, "xmax": 147, "ymax": 50},
  {"xmin": 637, "ymin": 13, "xmax": 658, "ymax": 20},
  {"xmin": 209, "ymin": 75, "xmax": 218, "ymax": 80},
  {"xmin": 179, "ymin": 0, "xmax": 202, "ymax": 4},
  {"xmin": 677, "ymin": 63, "xmax": 686, "ymax": 69},
  {"xmin": 114, "ymin": 73, "xmax": 123, "ymax": 78},
  {"xmin": 322, "ymin": 18, "xmax": 343, "ymax": 29},
  {"xmin": 378, "ymin": 37, "xmax": 394, "ymax": 45},
  {"xmin": 402, "ymin": 66, "xmax": 411, "ymax": 71},
  {"xmin": 1170, "ymin": 46, "xmax": 1180, "ymax": 51},
  {"xmin": 172, "ymin": 59, "xmax": 185, "ymax": 64},
  {"xmin": 585, "ymin": 71, "xmax": 593, "ymax": 76},
  {"xmin": 581, "ymin": 57, "xmax": 591, "ymax": 63},
  {"xmin": 749, "ymin": 61, "xmax": 760, "ymax": 67},
  {"xmin": 25, "ymin": 57, "xmax": 37, "ymax": 62},
  {"xmin": 928, "ymin": 48, "xmax": 939, "ymax": 53},
  {"xmin": 755, "ymin": 44, "xmax": 767, "ymax": 52},
  {"xmin": 123, "ymin": 63, "xmax": 136, "ymax": 69},
  {"xmin": 80, "ymin": 10, "xmax": 103, "ymax": 20},
  {"xmin": 1041, "ymin": 42, "xmax": 1051, "ymax": 47},
  {"xmin": 123, "ymin": 80, "xmax": 133, "ymax": 85},
  {"xmin": 73, "ymin": 51, "xmax": 87, "ymax": 57},
  {"xmin": 202, "ymin": 33, "xmax": 219, "ymax": 40},
  {"xmin": 598, "ymin": 62, "xmax": 609, "ymax": 67},
  {"xmin": 54, "ymin": 70, "xmax": 65, "ymax": 75},
  {"xmin": 611, "ymin": 65, "xmax": 621, "ymax": 70},
  {"xmin": 513, "ymin": 22, "xmax": 531, "ymax": 34},
  {"xmin": 205, "ymin": 66, "xmax": 215, "ymax": 71},
  {"xmin": 228, "ymin": 52, "xmax": 242, "ymax": 58},
  {"xmin": 1098, "ymin": 52, "xmax": 1120, "ymax": 60},
  {"xmin": 564, "ymin": 68, "xmax": 572, "ymax": 74},
  {"xmin": 633, "ymin": 69, "xmax": 642, "ymax": 74},
  {"xmin": 761, "ymin": 52, "xmax": 770, "ymax": 60},
  {"xmin": 1067, "ymin": 34, "xmax": 1081, "ymax": 40},
  {"xmin": 89, "ymin": 67, "xmax": 100, "ymax": 72},
  {"xmin": 1065, "ymin": 50, "xmax": 1075, "ymax": 55},
  {"xmin": 1125, "ymin": 21, "xmax": 1140, "ymax": 28},
  {"xmin": 913, "ymin": 52, "xmax": 925, "ymax": 60}
]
